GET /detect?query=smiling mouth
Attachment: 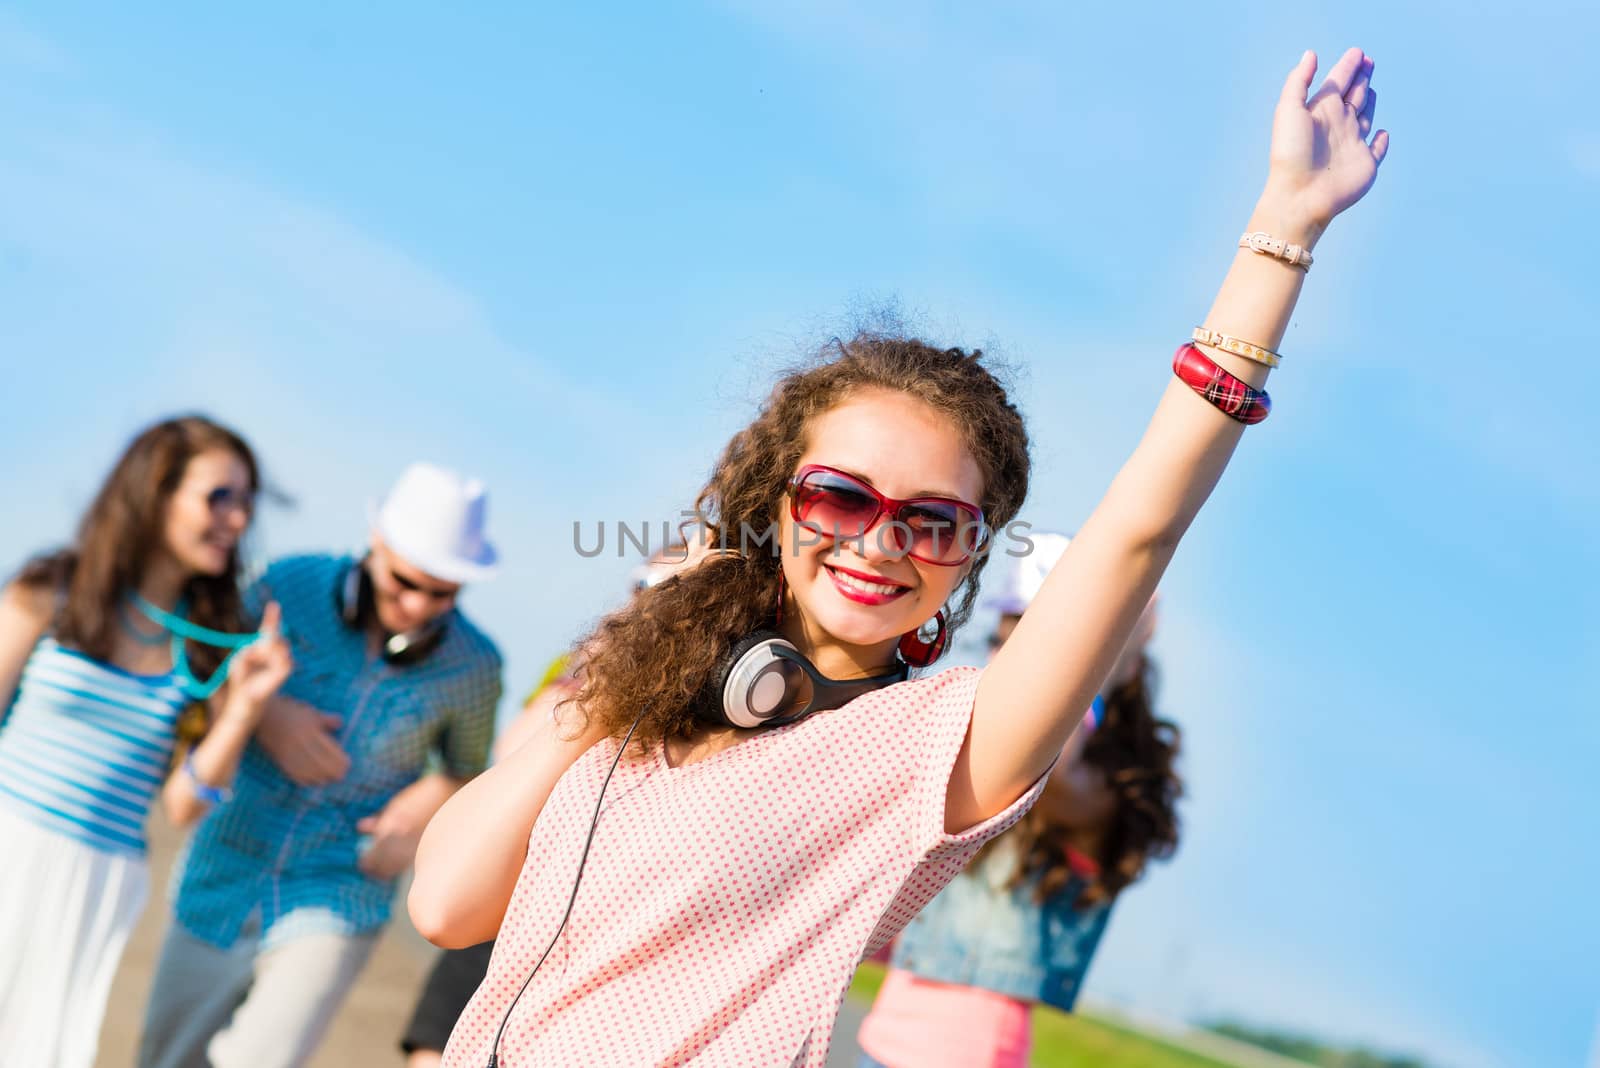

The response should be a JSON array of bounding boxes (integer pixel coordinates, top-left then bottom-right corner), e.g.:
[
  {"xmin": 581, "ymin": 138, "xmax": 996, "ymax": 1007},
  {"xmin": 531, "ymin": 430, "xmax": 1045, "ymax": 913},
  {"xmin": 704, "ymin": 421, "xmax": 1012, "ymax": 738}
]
[{"xmin": 824, "ymin": 564, "xmax": 911, "ymax": 602}]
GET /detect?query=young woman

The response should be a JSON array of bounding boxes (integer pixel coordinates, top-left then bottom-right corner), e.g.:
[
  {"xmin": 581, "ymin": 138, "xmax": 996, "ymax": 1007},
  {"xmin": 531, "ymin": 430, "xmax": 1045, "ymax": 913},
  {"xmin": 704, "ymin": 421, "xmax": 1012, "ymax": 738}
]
[
  {"xmin": 411, "ymin": 48, "xmax": 1388, "ymax": 1067},
  {"xmin": 0, "ymin": 415, "xmax": 291, "ymax": 1068},
  {"xmin": 399, "ymin": 542, "xmax": 699, "ymax": 1068},
  {"xmin": 856, "ymin": 540, "xmax": 1180, "ymax": 1068}
]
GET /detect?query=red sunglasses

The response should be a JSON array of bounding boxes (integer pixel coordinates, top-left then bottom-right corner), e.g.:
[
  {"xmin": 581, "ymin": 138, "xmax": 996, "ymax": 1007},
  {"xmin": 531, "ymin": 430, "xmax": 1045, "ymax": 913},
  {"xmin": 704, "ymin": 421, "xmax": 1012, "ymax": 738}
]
[{"xmin": 788, "ymin": 465, "xmax": 989, "ymax": 566}]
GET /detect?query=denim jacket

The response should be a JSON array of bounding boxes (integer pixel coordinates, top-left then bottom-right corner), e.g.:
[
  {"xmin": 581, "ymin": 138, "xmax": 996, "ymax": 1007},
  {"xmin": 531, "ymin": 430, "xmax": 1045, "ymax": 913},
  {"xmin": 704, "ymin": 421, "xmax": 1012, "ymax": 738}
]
[{"xmin": 888, "ymin": 838, "xmax": 1111, "ymax": 1011}]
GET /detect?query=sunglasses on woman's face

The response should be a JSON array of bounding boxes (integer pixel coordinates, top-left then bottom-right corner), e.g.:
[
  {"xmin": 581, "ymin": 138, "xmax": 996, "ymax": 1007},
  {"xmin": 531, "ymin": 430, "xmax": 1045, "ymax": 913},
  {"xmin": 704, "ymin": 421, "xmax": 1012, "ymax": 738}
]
[
  {"xmin": 788, "ymin": 464, "xmax": 989, "ymax": 566},
  {"xmin": 204, "ymin": 485, "xmax": 256, "ymax": 517}
]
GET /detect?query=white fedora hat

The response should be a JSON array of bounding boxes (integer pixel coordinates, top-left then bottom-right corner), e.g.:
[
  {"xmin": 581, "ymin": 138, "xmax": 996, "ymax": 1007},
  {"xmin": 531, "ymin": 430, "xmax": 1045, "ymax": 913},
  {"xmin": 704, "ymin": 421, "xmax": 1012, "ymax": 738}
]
[
  {"xmin": 369, "ymin": 462, "xmax": 499, "ymax": 583},
  {"xmin": 986, "ymin": 531, "xmax": 1071, "ymax": 616}
]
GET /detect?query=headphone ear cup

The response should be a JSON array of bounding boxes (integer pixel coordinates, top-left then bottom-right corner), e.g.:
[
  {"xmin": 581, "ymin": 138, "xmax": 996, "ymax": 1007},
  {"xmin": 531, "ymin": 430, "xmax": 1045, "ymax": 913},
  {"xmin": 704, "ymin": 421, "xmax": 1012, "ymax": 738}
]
[
  {"xmin": 714, "ymin": 630, "xmax": 803, "ymax": 730},
  {"xmin": 336, "ymin": 564, "xmax": 365, "ymax": 628},
  {"xmin": 383, "ymin": 618, "xmax": 447, "ymax": 665},
  {"xmin": 338, "ymin": 560, "xmax": 447, "ymax": 665}
]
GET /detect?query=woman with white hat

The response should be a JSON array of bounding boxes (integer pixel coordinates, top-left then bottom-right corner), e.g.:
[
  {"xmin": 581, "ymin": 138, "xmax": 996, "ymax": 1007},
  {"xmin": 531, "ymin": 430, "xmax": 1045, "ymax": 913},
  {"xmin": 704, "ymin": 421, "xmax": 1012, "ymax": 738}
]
[{"xmin": 854, "ymin": 535, "xmax": 1181, "ymax": 1068}]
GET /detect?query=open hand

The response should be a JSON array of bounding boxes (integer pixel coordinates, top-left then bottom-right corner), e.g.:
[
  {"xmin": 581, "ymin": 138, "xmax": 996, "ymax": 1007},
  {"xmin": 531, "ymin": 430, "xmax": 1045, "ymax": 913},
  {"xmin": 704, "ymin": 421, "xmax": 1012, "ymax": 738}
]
[
  {"xmin": 355, "ymin": 810, "xmax": 422, "ymax": 881},
  {"xmin": 256, "ymin": 694, "xmax": 350, "ymax": 785},
  {"xmin": 492, "ymin": 678, "xmax": 583, "ymax": 764},
  {"xmin": 356, "ymin": 774, "xmax": 460, "ymax": 880},
  {"xmin": 1266, "ymin": 47, "xmax": 1390, "ymax": 232}
]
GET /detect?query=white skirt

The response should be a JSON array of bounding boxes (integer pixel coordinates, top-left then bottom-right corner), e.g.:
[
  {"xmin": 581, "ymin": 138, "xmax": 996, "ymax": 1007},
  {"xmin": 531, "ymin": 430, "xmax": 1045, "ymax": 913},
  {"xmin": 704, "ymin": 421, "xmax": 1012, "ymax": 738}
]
[{"xmin": 0, "ymin": 803, "xmax": 150, "ymax": 1068}]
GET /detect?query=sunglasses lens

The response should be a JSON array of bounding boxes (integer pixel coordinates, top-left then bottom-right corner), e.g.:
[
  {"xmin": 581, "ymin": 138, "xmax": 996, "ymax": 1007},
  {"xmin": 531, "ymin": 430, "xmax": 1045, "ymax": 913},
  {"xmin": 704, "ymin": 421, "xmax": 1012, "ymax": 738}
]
[
  {"xmin": 794, "ymin": 471, "xmax": 881, "ymax": 536},
  {"xmin": 391, "ymin": 568, "xmax": 457, "ymax": 601},
  {"xmin": 207, "ymin": 487, "xmax": 254, "ymax": 514},
  {"xmin": 793, "ymin": 468, "xmax": 987, "ymax": 564},
  {"xmin": 898, "ymin": 501, "xmax": 987, "ymax": 564}
]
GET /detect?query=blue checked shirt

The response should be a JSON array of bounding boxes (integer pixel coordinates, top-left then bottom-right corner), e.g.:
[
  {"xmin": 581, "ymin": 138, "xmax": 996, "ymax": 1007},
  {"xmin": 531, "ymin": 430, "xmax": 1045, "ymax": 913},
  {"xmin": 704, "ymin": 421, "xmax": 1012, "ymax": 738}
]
[{"xmin": 171, "ymin": 553, "xmax": 502, "ymax": 949}]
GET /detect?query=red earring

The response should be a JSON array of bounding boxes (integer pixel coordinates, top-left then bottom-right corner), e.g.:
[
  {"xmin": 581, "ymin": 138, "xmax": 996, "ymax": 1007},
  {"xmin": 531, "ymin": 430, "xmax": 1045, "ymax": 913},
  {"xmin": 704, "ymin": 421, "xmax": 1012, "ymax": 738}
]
[
  {"xmin": 897, "ymin": 609, "xmax": 950, "ymax": 668},
  {"xmin": 775, "ymin": 571, "xmax": 787, "ymax": 626}
]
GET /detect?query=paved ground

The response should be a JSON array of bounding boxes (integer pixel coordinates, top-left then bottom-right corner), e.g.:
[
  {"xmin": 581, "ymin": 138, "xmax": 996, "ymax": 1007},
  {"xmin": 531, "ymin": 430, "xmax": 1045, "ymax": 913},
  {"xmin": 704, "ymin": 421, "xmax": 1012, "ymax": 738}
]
[
  {"xmin": 94, "ymin": 820, "xmax": 433, "ymax": 1068},
  {"xmin": 93, "ymin": 821, "xmax": 869, "ymax": 1067}
]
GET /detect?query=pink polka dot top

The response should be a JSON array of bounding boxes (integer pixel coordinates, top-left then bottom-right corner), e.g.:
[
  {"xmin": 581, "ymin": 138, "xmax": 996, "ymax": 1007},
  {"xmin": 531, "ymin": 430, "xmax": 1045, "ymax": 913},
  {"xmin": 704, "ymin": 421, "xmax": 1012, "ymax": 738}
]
[{"xmin": 441, "ymin": 666, "xmax": 1045, "ymax": 1067}]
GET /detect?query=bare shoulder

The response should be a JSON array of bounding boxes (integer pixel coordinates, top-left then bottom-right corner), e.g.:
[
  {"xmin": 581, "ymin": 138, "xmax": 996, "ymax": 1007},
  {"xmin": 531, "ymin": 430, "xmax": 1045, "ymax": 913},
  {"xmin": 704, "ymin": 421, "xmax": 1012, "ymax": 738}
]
[{"xmin": 1, "ymin": 579, "xmax": 55, "ymax": 630}]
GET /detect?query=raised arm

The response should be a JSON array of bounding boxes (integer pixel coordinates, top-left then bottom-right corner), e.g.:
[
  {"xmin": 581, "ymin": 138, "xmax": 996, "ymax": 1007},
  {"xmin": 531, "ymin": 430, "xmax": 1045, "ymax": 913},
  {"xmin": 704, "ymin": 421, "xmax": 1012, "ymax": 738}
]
[
  {"xmin": 955, "ymin": 48, "xmax": 1388, "ymax": 829},
  {"xmin": 162, "ymin": 603, "xmax": 292, "ymax": 826}
]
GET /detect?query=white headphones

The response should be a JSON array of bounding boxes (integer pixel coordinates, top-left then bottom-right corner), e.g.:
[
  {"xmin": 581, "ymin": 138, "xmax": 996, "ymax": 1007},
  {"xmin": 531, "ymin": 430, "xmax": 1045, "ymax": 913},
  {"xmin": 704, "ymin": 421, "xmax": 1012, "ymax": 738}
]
[{"xmin": 707, "ymin": 629, "xmax": 908, "ymax": 729}]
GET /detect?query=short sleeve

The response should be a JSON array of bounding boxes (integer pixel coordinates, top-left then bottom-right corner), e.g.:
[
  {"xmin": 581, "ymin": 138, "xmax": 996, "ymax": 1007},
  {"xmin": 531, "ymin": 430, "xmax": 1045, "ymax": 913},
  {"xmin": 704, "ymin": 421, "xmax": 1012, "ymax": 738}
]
[
  {"xmin": 907, "ymin": 667, "xmax": 1050, "ymax": 859},
  {"xmin": 439, "ymin": 658, "xmax": 501, "ymax": 780},
  {"xmin": 863, "ymin": 666, "xmax": 1052, "ymax": 954}
]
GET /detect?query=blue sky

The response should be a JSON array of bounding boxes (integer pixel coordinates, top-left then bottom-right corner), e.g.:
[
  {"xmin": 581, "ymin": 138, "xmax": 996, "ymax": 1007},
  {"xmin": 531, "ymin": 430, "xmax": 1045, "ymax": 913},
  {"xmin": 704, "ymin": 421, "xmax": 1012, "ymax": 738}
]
[{"xmin": 1, "ymin": 4, "xmax": 1595, "ymax": 1066}]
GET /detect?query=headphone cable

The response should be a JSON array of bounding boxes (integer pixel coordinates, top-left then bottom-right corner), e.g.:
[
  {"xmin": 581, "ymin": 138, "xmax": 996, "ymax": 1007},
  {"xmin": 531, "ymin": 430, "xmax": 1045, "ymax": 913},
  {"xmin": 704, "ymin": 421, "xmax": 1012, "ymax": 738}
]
[{"xmin": 486, "ymin": 706, "xmax": 647, "ymax": 1067}]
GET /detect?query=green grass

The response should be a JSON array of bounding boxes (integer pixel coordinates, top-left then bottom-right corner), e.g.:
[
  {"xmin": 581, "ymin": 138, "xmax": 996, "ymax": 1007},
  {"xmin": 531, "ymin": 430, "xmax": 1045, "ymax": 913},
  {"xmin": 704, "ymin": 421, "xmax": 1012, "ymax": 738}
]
[{"xmin": 848, "ymin": 963, "xmax": 1241, "ymax": 1068}]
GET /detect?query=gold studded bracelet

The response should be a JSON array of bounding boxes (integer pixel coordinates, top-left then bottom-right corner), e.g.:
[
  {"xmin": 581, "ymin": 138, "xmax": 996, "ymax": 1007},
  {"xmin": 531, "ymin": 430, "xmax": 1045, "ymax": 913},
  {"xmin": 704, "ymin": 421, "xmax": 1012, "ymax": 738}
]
[{"xmin": 1190, "ymin": 327, "xmax": 1283, "ymax": 369}]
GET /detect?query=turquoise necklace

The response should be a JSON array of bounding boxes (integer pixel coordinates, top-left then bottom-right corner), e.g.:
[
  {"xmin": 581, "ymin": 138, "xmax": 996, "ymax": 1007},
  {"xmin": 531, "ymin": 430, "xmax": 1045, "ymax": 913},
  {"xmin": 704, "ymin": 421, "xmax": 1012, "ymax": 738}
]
[
  {"xmin": 130, "ymin": 595, "xmax": 262, "ymax": 700},
  {"xmin": 119, "ymin": 602, "xmax": 170, "ymax": 647}
]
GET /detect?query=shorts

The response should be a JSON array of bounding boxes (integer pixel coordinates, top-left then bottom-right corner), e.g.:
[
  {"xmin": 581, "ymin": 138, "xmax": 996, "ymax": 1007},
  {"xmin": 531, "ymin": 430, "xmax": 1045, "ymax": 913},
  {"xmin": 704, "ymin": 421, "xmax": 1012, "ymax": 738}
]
[{"xmin": 399, "ymin": 940, "xmax": 496, "ymax": 1055}]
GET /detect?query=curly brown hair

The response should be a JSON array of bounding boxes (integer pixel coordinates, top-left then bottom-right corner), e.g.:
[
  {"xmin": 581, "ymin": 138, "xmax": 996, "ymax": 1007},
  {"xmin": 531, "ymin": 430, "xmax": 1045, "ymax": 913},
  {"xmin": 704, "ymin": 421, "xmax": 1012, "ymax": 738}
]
[
  {"xmin": 573, "ymin": 332, "xmax": 1031, "ymax": 751},
  {"xmin": 987, "ymin": 654, "xmax": 1183, "ymax": 909}
]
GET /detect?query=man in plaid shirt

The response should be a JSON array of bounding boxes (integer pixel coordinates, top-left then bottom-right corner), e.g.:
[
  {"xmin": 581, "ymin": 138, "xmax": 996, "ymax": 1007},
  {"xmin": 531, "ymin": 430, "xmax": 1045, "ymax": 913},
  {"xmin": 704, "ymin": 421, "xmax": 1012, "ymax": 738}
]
[{"xmin": 139, "ymin": 464, "xmax": 504, "ymax": 1068}]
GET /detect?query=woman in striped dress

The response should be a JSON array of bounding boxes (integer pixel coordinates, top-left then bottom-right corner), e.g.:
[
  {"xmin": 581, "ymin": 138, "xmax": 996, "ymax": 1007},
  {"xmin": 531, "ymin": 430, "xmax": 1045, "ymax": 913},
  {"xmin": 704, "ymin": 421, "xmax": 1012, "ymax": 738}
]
[{"xmin": 0, "ymin": 415, "xmax": 292, "ymax": 1068}]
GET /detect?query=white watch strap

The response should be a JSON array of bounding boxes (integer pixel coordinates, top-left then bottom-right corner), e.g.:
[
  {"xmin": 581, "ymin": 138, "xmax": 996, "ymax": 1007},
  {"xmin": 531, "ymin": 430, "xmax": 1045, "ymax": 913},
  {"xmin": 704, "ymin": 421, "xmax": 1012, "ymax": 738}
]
[{"xmin": 1238, "ymin": 231, "xmax": 1312, "ymax": 270}]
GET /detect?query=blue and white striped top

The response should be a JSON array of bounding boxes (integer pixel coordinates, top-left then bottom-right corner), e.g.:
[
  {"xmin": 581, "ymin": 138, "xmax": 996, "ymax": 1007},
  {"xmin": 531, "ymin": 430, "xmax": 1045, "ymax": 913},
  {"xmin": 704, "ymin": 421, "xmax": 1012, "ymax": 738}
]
[{"xmin": 0, "ymin": 637, "xmax": 189, "ymax": 857}]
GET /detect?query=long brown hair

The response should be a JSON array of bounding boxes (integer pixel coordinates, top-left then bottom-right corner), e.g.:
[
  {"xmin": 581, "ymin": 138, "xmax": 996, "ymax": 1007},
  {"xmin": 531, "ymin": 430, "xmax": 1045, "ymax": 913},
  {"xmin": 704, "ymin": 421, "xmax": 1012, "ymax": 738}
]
[
  {"xmin": 990, "ymin": 655, "xmax": 1183, "ymax": 909},
  {"xmin": 573, "ymin": 332, "xmax": 1031, "ymax": 751},
  {"xmin": 15, "ymin": 415, "xmax": 262, "ymax": 690}
]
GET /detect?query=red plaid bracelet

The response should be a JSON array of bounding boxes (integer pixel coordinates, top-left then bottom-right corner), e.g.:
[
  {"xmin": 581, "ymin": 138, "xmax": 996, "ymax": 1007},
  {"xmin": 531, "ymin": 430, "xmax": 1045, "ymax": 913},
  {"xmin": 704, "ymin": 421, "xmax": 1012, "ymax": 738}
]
[{"xmin": 1172, "ymin": 343, "xmax": 1271, "ymax": 425}]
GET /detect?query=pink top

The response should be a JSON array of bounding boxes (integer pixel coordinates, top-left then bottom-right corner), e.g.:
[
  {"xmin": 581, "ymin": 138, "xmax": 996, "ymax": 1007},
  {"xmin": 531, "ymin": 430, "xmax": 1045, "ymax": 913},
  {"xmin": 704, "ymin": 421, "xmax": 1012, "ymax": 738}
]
[
  {"xmin": 864, "ymin": 844, "xmax": 1100, "ymax": 1061},
  {"xmin": 854, "ymin": 847, "xmax": 1099, "ymax": 1068},
  {"xmin": 858, "ymin": 969, "xmax": 1032, "ymax": 1068},
  {"xmin": 441, "ymin": 667, "xmax": 1045, "ymax": 1067}
]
